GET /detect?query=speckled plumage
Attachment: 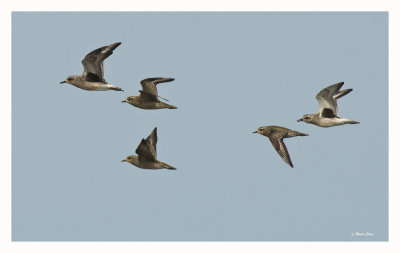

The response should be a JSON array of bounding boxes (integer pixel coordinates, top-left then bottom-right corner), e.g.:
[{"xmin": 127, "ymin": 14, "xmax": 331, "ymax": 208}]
[
  {"xmin": 122, "ymin": 127, "xmax": 176, "ymax": 170},
  {"xmin": 122, "ymin": 78, "xmax": 177, "ymax": 109},
  {"xmin": 253, "ymin": 126, "xmax": 308, "ymax": 168}
]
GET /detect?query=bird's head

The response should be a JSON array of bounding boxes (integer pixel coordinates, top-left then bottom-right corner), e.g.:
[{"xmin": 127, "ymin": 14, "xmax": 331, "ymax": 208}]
[
  {"xmin": 297, "ymin": 114, "xmax": 314, "ymax": 123},
  {"xmin": 253, "ymin": 126, "xmax": 269, "ymax": 135},
  {"xmin": 60, "ymin": 75, "xmax": 79, "ymax": 85},
  {"xmin": 122, "ymin": 96, "xmax": 139, "ymax": 104},
  {"xmin": 121, "ymin": 155, "xmax": 138, "ymax": 164}
]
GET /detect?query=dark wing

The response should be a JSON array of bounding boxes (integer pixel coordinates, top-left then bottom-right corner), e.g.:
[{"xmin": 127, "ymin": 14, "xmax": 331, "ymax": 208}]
[
  {"xmin": 268, "ymin": 133, "xmax": 294, "ymax": 168},
  {"xmin": 139, "ymin": 90, "xmax": 158, "ymax": 102},
  {"xmin": 135, "ymin": 139, "xmax": 156, "ymax": 162},
  {"xmin": 145, "ymin": 127, "xmax": 158, "ymax": 159},
  {"xmin": 140, "ymin": 78, "xmax": 175, "ymax": 97},
  {"xmin": 320, "ymin": 108, "xmax": 336, "ymax": 118},
  {"xmin": 84, "ymin": 72, "xmax": 104, "ymax": 83},
  {"xmin": 81, "ymin": 42, "xmax": 121, "ymax": 83},
  {"xmin": 316, "ymin": 82, "xmax": 344, "ymax": 117}
]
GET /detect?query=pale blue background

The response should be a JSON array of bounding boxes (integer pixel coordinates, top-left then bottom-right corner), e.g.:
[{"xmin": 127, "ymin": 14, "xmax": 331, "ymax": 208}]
[{"xmin": 12, "ymin": 12, "xmax": 388, "ymax": 241}]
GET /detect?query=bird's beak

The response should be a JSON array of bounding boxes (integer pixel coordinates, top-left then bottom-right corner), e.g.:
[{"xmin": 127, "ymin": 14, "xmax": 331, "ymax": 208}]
[
  {"xmin": 60, "ymin": 81, "xmax": 66, "ymax": 84},
  {"xmin": 121, "ymin": 159, "xmax": 126, "ymax": 162},
  {"xmin": 252, "ymin": 131, "xmax": 257, "ymax": 133},
  {"xmin": 121, "ymin": 100, "xmax": 126, "ymax": 103},
  {"xmin": 297, "ymin": 118, "xmax": 303, "ymax": 122}
]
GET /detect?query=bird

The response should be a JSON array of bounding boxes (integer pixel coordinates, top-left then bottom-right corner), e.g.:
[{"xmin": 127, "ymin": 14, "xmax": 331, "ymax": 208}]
[
  {"xmin": 122, "ymin": 127, "xmax": 176, "ymax": 170},
  {"xmin": 253, "ymin": 126, "xmax": 308, "ymax": 168},
  {"xmin": 60, "ymin": 42, "xmax": 123, "ymax": 91},
  {"xmin": 122, "ymin": 78, "xmax": 177, "ymax": 109},
  {"xmin": 297, "ymin": 82, "xmax": 359, "ymax": 127}
]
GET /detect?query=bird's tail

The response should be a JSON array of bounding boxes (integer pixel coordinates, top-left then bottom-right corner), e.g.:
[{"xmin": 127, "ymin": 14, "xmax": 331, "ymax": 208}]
[
  {"xmin": 344, "ymin": 119, "xmax": 360, "ymax": 125},
  {"xmin": 110, "ymin": 86, "xmax": 124, "ymax": 91},
  {"xmin": 161, "ymin": 162, "xmax": 176, "ymax": 170},
  {"xmin": 161, "ymin": 102, "xmax": 177, "ymax": 109},
  {"xmin": 287, "ymin": 130, "xmax": 309, "ymax": 138}
]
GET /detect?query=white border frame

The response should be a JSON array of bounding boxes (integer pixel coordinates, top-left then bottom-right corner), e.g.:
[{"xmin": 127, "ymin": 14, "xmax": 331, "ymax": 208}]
[{"xmin": 2, "ymin": 1, "xmax": 398, "ymax": 252}]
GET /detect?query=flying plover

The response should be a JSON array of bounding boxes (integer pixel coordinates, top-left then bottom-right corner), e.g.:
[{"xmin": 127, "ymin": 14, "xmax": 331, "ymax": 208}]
[
  {"xmin": 60, "ymin": 42, "xmax": 123, "ymax": 91},
  {"xmin": 122, "ymin": 78, "xmax": 177, "ymax": 109},
  {"xmin": 122, "ymin": 127, "xmax": 176, "ymax": 170},
  {"xmin": 253, "ymin": 126, "xmax": 308, "ymax": 168},
  {"xmin": 297, "ymin": 82, "xmax": 359, "ymax": 127}
]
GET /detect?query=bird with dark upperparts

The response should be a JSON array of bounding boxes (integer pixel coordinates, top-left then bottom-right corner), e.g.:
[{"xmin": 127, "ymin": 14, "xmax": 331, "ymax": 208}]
[
  {"xmin": 122, "ymin": 127, "xmax": 176, "ymax": 170},
  {"xmin": 253, "ymin": 126, "xmax": 308, "ymax": 168},
  {"xmin": 122, "ymin": 78, "xmax": 177, "ymax": 109}
]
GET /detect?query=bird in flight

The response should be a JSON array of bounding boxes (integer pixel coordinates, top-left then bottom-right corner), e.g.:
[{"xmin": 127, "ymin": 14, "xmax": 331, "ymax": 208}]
[
  {"xmin": 60, "ymin": 42, "xmax": 123, "ymax": 91},
  {"xmin": 297, "ymin": 82, "xmax": 359, "ymax": 127},
  {"xmin": 122, "ymin": 127, "xmax": 176, "ymax": 170},
  {"xmin": 122, "ymin": 78, "xmax": 177, "ymax": 109},
  {"xmin": 253, "ymin": 126, "xmax": 308, "ymax": 168}
]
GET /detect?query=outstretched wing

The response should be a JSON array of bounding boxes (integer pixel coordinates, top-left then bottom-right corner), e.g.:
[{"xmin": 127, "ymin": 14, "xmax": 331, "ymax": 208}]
[
  {"xmin": 139, "ymin": 77, "xmax": 174, "ymax": 99},
  {"xmin": 268, "ymin": 137, "xmax": 293, "ymax": 168},
  {"xmin": 135, "ymin": 139, "xmax": 156, "ymax": 162},
  {"xmin": 81, "ymin": 42, "xmax": 121, "ymax": 83},
  {"xmin": 135, "ymin": 127, "xmax": 158, "ymax": 162},
  {"xmin": 145, "ymin": 127, "xmax": 158, "ymax": 159},
  {"xmin": 316, "ymin": 82, "xmax": 343, "ymax": 117},
  {"xmin": 267, "ymin": 129, "xmax": 294, "ymax": 168}
]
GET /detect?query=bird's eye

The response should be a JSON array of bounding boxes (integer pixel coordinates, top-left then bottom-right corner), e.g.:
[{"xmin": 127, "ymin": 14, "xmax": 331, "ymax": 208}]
[
  {"xmin": 305, "ymin": 117, "xmax": 309, "ymax": 119},
  {"xmin": 67, "ymin": 77, "xmax": 73, "ymax": 81}
]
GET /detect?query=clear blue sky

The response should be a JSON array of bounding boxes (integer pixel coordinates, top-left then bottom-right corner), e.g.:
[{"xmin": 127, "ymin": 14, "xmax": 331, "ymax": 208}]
[{"xmin": 12, "ymin": 12, "xmax": 388, "ymax": 241}]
